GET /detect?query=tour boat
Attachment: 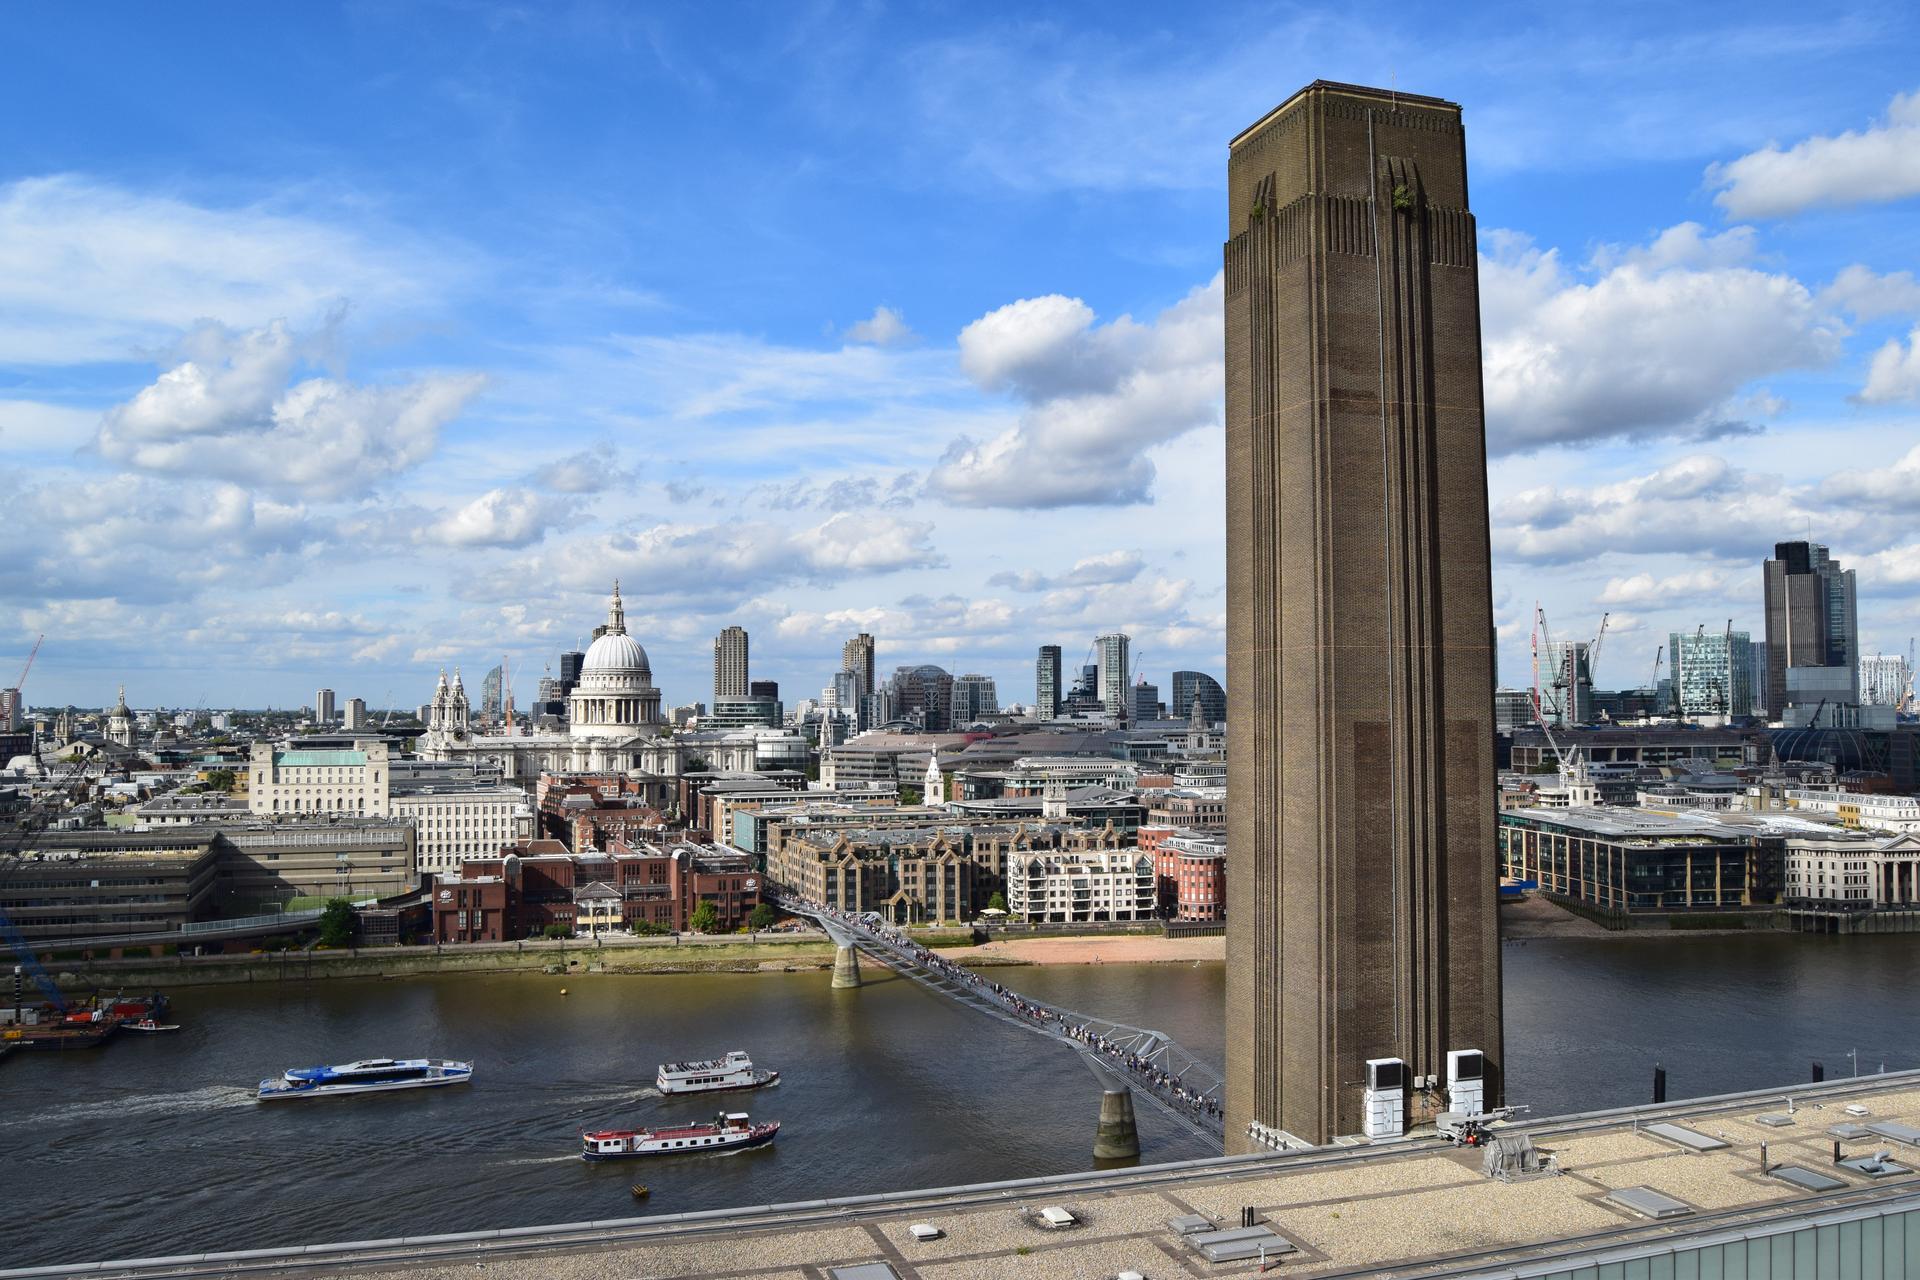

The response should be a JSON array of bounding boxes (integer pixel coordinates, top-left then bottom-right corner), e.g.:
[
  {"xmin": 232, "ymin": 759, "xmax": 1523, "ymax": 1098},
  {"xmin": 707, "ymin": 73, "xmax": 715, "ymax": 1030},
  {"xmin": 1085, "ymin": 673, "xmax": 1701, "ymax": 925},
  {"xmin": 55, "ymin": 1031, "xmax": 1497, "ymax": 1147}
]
[
  {"xmin": 256, "ymin": 1057, "xmax": 473, "ymax": 1101},
  {"xmin": 581, "ymin": 1111, "xmax": 779, "ymax": 1160},
  {"xmin": 655, "ymin": 1049, "xmax": 779, "ymax": 1095}
]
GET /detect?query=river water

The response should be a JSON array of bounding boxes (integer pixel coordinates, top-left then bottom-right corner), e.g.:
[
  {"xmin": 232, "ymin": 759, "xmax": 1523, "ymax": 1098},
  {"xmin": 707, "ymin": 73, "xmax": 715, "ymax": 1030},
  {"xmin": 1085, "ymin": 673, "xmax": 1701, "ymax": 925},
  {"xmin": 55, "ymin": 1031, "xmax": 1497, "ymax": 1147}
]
[{"xmin": 7, "ymin": 934, "xmax": 1920, "ymax": 1268}]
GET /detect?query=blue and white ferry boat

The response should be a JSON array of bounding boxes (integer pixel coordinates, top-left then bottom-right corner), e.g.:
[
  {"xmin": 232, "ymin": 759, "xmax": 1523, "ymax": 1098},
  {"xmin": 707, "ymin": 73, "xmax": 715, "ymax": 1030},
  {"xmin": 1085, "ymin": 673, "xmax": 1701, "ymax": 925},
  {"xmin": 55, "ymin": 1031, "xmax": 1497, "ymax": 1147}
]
[{"xmin": 257, "ymin": 1057, "xmax": 473, "ymax": 1101}]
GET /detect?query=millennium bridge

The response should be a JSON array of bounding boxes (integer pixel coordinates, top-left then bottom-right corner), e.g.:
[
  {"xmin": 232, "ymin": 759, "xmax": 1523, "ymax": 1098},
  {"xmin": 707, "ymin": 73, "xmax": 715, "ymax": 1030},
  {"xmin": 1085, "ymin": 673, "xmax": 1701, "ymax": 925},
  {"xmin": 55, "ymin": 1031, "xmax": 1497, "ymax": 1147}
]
[{"xmin": 771, "ymin": 891, "xmax": 1226, "ymax": 1152}]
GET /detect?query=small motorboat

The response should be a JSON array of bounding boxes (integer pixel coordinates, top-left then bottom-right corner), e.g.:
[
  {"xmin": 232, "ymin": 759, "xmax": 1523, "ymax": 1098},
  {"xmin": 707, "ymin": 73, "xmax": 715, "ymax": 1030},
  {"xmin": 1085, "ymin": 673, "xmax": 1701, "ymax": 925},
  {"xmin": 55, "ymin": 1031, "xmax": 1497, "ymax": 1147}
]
[
  {"xmin": 124, "ymin": 1019, "xmax": 181, "ymax": 1034},
  {"xmin": 630, "ymin": 1184, "xmax": 651, "ymax": 1199}
]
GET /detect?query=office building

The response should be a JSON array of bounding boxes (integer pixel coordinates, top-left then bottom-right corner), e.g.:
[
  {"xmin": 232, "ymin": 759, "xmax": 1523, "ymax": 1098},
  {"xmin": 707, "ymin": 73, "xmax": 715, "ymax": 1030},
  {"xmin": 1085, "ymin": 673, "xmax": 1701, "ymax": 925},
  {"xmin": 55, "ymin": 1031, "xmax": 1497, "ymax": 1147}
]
[
  {"xmin": 951, "ymin": 673, "xmax": 998, "ymax": 726},
  {"xmin": 840, "ymin": 633, "xmax": 876, "ymax": 726},
  {"xmin": 1170, "ymin": 670, "xmax": 1227, "ymax": 726},
  {"xmin": 1131, "ymin": 680, "xmax": 1162, "ymax": 723},
  {"xmin": 889, "ymin": 664, "xmax": 954, "ymax": 732},
  {"xmin": 1494, "ymin": 688, "xmax": 1535, "ymax": 734},
  {"xmin": 1035, "ymin": 645, "xmax": 1062, "ymax": 720},
  {"xmin": 1095, "ymin": 633, "xmax": 1130, "ymax": 718},
  {"xmin": 1544, "ymin": 640, "xmax": 1592, "ymax": 727},
  {"xmin": 713, "ymin": 626, "xmax": 749, "ymax": 703},
  {"xmin": 343, "ymin": 697, "xmax": 369, "ymax": 730},
  {"xmin": 1669, "ymin": 630, "xmax": 1753, "ymax": 722},
  {"xmin": 1224, "ymin": 81, "xmax": 1502, "ymax": 1146},
  {"xmin": 1764, "ymin": 541, "xmax": 1859, "ymax": 719},
  {"xmin": 1748, "ymin": 642, "xmax": 1769, "ymax": 716},
  {"xmin": 315, "ymin": 688, "xmax": 336, "ymax": 726},
  {"xmin": 480, "ymin": 665, "xmax": 503, "ymax": 718}
]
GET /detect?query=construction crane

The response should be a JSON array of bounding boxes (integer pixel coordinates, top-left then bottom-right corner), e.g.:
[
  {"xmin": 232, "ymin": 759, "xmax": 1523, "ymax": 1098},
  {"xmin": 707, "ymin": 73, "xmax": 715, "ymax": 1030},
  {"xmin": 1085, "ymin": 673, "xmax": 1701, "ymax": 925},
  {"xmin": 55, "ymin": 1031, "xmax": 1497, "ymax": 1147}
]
[
  {"xmin": 381, "ymin": 690, "xmax": 395, "ymax": 729},
  {"xmin": 1902, "ymin": 638, "xmax": 1917, "ymax": 716},
  {"xmin": 1588, "ymin": 612, "xmax": 1611, "ymax": 688},
  {"xmin": 4, "ymin": 633, "xmax": 43, "ymax": 727}
]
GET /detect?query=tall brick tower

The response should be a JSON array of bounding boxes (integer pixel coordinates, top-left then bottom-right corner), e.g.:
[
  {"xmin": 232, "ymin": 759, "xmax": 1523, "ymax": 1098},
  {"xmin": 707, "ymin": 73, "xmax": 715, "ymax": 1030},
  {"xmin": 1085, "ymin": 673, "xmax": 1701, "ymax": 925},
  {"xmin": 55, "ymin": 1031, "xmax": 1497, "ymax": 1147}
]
[{"xmin": 1223, "ymin": 81, "xmax": 1501, "ymax": 1148}]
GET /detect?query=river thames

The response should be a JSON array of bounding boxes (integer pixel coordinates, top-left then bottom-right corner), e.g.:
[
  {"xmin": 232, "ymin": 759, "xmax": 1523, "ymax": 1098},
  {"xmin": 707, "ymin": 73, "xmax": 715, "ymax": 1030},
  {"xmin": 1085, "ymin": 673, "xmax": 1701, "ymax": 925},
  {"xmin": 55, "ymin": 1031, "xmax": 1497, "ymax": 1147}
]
[{"xmin": 8, "ymin": 933, "xmax": 1920, "ymax": 1268}]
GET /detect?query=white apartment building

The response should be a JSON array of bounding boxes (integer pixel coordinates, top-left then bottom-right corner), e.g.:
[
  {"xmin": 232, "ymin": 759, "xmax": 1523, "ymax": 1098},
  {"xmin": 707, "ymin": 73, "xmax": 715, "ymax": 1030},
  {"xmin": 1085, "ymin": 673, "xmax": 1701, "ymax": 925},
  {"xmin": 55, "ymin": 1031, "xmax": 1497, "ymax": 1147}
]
[
  {"xmin": 1005, "ymin": 849, "xmax": 1155, "ymax": 924},
  {"xmin": 249, "ymin": 738, "xmax": 392, "ymax": 817},
  {"xmin": 392, "ymin": 783, "xmax": 535, "ymax": 874}
]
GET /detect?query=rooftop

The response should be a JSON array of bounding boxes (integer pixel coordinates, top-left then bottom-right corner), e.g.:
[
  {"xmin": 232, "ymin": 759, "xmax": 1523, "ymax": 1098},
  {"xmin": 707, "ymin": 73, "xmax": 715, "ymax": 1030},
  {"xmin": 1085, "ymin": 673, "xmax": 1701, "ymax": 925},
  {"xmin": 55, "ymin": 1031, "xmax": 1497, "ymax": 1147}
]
[{"xmin": 59, "ymin": 1072, "xmax": 1920, "ymax": 1280}]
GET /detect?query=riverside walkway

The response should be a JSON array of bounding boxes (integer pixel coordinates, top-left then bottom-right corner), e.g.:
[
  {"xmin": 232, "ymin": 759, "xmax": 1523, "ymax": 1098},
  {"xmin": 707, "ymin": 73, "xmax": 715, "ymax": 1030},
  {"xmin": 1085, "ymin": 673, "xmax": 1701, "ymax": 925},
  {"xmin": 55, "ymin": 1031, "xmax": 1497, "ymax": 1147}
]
[{"xmin": 773, "ymin": 892, "xmax": 1226, "ymax": 1146}]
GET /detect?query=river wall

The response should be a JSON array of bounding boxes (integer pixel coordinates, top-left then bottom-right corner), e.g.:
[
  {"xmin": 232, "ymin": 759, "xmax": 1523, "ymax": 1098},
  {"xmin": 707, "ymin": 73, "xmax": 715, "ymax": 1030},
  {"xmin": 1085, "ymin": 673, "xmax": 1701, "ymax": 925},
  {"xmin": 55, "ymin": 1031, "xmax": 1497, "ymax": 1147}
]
[{"xmin": 41, "ymin": 935, "xmax": 853, "ymax": 990}]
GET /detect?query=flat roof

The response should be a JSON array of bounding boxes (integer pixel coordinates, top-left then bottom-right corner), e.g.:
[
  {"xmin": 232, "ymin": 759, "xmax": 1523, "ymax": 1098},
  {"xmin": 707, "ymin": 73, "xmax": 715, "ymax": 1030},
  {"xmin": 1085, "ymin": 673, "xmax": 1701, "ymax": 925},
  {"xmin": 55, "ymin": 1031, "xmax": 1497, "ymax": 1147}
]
[
  {"xmin": 40, "ymin": 1072, "xmax": 1920, "ymax": 1280},
  {"xmin": 1231, "ymin": 79, "xmax": 1461, "ymax": 148}
]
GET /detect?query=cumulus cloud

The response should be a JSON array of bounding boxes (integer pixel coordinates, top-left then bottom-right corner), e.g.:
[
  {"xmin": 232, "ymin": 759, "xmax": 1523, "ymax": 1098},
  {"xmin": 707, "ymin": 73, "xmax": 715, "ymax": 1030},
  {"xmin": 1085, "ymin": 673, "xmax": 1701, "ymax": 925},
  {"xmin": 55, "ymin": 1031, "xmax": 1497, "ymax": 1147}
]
[
  {"xmin": 844, "ymin": 305, "xmax": 914, "ymax": 346},
  {"xmin": 425, "ymin": 488, "xmax": 567, "ymax": 549},
  {"xmin": 1492, "ymin": 454, "xmax": 1852, "ymax": 565},
  {"xmin": 1709, "ymin": 89, "xmax": 1920, "ymax": 218},
  {"xmin": 1596, "ymin": 569, "xmax": 1733, "ymax": 606},
  {"xmin": 94, "ymin": 320, "xmax": 485, "ymax": 499},
  {"xmin": 1820, "ymin": 265, "xmax": 1920, "ymax": 321},
  {"xmin": 988, "ymin": 549, "xmax": 1145, "ymax": 592},
  {"xmin": 518, "ymin": 512, "xmax": 945, "ymax": 605},
  {"xmin": 1480, "ymin": 225, "xmax": 1840, "ymax": 451},
  {"xmin": 535, "ymin": 443, "xmax": 631, "ymax": 494},
  {"xmin": 0, "ymin": 472, "xmax": 321, "ymax": 605},
  {"xmin": 1856, "ymin": 327, "xmax": 1920, "ymax": 404},
  {"xmin": 928, "ymin": 275, "xmax": 1222, "ymax": 507},
  {"xmin": 1825, "ymin": 441, "xmax": 1920, "ymax": 510}
]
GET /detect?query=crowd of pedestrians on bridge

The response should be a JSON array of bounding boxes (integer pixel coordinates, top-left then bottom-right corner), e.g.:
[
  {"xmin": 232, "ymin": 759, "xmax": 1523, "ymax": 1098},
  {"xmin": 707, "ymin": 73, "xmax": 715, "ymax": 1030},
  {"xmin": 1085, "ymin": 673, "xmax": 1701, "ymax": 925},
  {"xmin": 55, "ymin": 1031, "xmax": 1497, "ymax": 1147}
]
[{"xmin": 788, "ymin": 895, "xmax": 1223, "ymax": 1132}]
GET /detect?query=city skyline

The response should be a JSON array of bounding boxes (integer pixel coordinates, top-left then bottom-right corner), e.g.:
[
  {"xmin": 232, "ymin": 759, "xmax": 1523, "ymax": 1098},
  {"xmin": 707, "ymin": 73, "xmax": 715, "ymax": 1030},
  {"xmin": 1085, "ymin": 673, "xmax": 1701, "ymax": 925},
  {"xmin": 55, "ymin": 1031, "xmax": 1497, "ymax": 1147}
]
[{"xmin": 5, "ymin": 4, "xmax": 1920, "ymax": 709}]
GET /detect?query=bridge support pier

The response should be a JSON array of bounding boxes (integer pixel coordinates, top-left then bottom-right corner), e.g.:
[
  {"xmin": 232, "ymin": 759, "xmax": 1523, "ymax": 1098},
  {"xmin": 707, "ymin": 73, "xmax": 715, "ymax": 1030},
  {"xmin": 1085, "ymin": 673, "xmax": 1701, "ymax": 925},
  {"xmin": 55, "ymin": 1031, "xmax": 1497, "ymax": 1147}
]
[
  {"xmin": 831, "ymin": 944, "xmax": 862, "ymax": 989},
  {"xmin": 1093, "ymin": 1087, "xmax": 1140, "ymax": 1160}
]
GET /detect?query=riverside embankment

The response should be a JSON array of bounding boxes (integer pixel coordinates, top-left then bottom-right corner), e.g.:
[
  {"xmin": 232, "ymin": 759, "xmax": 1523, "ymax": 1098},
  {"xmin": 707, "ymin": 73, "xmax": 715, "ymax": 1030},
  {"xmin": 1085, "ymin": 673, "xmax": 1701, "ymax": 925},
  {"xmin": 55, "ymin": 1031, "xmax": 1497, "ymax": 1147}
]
[{"xmin": 40, "ymin": 932, "xmax": 863, "ymax": 990}]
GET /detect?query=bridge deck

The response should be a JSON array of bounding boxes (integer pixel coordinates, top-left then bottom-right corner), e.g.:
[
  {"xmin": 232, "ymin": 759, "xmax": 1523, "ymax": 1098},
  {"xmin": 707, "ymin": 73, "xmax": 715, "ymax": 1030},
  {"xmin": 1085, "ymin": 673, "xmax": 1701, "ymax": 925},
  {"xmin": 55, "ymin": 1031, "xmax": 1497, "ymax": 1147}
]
[{"xmin": 777, "ymin": 896, "xmax": 1224, "ymax": 1144}]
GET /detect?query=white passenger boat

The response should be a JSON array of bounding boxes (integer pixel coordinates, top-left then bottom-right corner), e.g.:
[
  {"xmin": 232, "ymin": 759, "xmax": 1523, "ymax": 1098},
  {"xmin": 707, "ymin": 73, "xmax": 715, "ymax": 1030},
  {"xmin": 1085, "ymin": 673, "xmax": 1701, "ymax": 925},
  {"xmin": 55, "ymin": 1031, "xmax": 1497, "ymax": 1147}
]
[
  {"xmin": 655, "ymin": 1049, "xmax": 779, "ymax": 1095},
  {"xmin": 257, "ymin": 1057, "xmax": 473, "ymax": 1101},
  {"xmin": 581, "ymin": 1111, "xmax": 779, "ymax": 1160}
]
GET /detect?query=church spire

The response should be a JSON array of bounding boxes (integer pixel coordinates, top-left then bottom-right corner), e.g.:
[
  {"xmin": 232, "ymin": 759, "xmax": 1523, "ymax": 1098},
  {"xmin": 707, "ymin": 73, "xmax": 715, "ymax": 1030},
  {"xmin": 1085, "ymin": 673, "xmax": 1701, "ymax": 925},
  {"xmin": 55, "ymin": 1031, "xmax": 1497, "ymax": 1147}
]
[{"xmin": 608, "ymin": 579, "xmax": 627, "ymax": 635}]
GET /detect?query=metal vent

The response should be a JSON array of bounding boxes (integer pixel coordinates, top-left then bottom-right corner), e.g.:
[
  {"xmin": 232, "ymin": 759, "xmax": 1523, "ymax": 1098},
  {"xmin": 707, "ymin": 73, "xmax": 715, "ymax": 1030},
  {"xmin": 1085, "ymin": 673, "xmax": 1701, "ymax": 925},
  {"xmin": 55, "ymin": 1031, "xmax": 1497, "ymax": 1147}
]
[{"xmin": 1606, "ymin": 1187, "xmax": 1694, "ymax": 1219}]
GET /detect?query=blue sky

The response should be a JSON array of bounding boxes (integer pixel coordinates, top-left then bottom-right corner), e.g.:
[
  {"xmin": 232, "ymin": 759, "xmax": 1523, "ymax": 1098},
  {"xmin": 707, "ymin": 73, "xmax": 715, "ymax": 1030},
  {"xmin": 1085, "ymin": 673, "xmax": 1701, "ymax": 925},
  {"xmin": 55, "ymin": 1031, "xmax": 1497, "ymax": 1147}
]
[{"xmin": 5, "ymin": 0, "xmax": 1920, "ymax": 712}]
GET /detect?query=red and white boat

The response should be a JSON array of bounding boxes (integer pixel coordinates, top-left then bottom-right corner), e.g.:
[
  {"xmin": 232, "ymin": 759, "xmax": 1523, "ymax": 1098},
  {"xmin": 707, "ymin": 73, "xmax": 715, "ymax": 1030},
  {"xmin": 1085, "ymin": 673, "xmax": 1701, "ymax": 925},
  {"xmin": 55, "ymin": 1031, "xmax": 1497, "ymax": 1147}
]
[{"xmin": 580, "ymin": 1111, "xmax": 779, "ymax": 1161}]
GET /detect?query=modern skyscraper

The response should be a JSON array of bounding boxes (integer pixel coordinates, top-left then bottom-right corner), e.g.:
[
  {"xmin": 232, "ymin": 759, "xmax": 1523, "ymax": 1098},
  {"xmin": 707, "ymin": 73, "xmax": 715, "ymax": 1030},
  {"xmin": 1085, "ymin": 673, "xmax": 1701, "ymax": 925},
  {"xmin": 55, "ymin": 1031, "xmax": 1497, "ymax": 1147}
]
[
  {"xmin": 1669, "ymin": 630, "xmax": 1752, "ymax": 721},
  {"xmin": 1171, "ymin": 670, "xmax": 1227, "ymax": 726},
  {"xmin": 888, "ymin": 664, "xmax": 953, "ymax": 731},
  {"xmin": 1094, "ymin": 633, "xmax": 1130, "ymax": 719},
  {"xmin": 1130, "ymin": 680, "xmax": 1161, "ymax": 723},
  {"xmin": 842, "ymin": 632, "xmax": 876, "ymax": 729},
  {"xmin": 1224, "ymin": 81, "xmax": 1501, "ymax": 1147},
  {"xmin": 714, "ymin": 626, "xmax": 750, "ymax": 703},
  {"xmin": 1763, "ymin": 541, "xmax": 1859, "ymax": 719},
  {"xmin": 480, "ymin": 666, "xmax": 503, "ymax": 718},
  {"xmin": 1544, "ymin": 640, "xmax": 1592, "ymax": 728},
  {"xmin": 1035, "ymin": 645, "xmax": 1062, "ymax": 720},
  {"xmin": 1862, "ymin": 654, "xmax": 1910, "ymax": 707},
  {"xmin": 315, "ymin": 688, "xmax": 336, "ymax": 725}
]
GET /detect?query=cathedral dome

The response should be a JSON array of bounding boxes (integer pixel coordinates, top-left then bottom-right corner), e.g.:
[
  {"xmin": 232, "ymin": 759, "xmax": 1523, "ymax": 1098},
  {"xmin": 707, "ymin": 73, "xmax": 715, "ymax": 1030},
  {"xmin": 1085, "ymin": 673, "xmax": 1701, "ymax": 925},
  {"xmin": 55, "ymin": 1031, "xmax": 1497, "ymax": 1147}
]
[{"xmin": 583, "ymin": 630, "xmax": 651, "ymax": 678}]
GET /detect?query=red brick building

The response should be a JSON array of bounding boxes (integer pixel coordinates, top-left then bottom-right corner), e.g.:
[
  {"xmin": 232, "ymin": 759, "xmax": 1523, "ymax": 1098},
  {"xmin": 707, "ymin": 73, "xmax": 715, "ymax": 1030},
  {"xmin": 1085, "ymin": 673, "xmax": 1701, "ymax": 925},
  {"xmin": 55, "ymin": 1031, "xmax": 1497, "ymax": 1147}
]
[
  {"xmin": 432, "ymin": 838, "xmax": 759, "ymax": 941},
  {"xmin": 1156, "ymin": 832, "xmax": 1226, "ymax": 922},
  {"xmin": 534, "ymin": 773, "xmax": 671, "ymax": 850}
]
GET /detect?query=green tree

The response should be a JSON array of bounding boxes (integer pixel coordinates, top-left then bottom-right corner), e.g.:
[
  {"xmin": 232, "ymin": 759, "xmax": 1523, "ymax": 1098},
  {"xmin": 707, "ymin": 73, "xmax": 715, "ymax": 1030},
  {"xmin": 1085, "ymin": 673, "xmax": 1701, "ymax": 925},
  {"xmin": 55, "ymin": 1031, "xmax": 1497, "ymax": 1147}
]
[
  {"xmin": 898, "ymin": 786, "xmax": 923, "ymax": 805},
  {"xmin": 747, "ymin": 903, "xmax": 778, "ymax": 931},
  {"xmin": 986, "ymin": 892, "xmax": 1008, "ymax": 913},
  {"xmin": 204, "ymin": 768, "xmax": 236, "ymax": 793},
  {"xmin": 317, "ymin": 898, "xmax": 356, "ymax": 948},
  {"xmin": 542, "ymin": 923, "xmax": 572, "ymax": 939},
  {"xmin": 688, "ymin": 901, "xmax": 721, "ymax": 934}
]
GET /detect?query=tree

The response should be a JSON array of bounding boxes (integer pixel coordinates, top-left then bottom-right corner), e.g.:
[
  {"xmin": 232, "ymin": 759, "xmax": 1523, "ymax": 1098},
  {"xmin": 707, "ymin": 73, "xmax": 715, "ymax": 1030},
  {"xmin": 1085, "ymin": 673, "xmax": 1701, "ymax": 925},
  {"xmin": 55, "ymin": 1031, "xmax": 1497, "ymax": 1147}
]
[
  {"xmin": 898, "ymin": 786, "xmax": 923, "ymax": 805},
  {"xmin": 317, "ymin": 898, "xmax": 356, "ymax": 948},
  {"xmin": 542, "ymin": 923, "xmax": 572, "ymax": 939},
  {"xmin": 204, "ymin": 768, "xmax": 236, "ymax": 793},
  {"xmin": 987, "ymin": 892, "xmax": 1008, "ymax": 913},
  {"xmin": 688, "ymin": 901, "xmax": 720, "ymax": 934},
  {"xmin": 747, "ymin": 903, "xmax": 777, "ymax": 931}
]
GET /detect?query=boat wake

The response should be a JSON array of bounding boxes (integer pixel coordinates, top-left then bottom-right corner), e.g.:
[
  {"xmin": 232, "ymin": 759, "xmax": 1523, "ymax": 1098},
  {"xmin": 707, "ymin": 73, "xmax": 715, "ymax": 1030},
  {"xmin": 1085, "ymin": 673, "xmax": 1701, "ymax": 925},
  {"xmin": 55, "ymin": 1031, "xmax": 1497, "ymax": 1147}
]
[{"xmin": 9, "ymin": 1085, "xmax": 254, "ymax": 1125}]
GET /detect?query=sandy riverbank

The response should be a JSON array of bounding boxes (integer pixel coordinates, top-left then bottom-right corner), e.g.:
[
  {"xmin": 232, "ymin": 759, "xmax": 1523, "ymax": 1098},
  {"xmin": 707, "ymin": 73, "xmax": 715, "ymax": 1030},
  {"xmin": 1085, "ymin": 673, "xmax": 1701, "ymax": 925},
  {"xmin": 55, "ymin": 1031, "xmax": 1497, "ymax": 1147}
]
[{"xmin": 937, "ymin": 933, "xmax": 1226, "ymax": 967}]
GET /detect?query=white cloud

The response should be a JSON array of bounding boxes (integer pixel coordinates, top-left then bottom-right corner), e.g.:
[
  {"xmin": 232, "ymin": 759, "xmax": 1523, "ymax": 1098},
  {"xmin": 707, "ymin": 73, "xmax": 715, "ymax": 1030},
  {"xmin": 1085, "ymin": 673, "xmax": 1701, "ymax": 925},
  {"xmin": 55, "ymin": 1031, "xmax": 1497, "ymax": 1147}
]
[
  {"xmin": 426, "ymin": 488, "xmax": 567, "ymax": 549},
  {"xmin": 1480, "ymin": 226, "xmax": 1840, "ymax": 451},
  {"xmin": 534, "ymin": 443, "xmax": 631, "ymax": 494},
  {"xmin": 94, "ymin": 320, "xmax": 486, "ymax": 499},
  {"xmin": 1820, "ymin": 265, "xmax": 1920, "ymax": 321},
  {"xmin": 845, "ymin": 305, "xmax": 914, "ymax": 346},
  {"xmin": 1493, "ymin": 454, "xmax": 1852, "ymax": 565},
  {"xmin": 1709, "ymin": 89, "xmax": 1920, "ymax": 218},
  {"xmin": 0, "ymin": 400, "xmax": 96, "ymax": 455},
  {"xmin": 1825, "ymin": 440, "xmax": 1920, "ymax": 510},
  {"xmin": 1856, "ymin": 327, "xmax": 1920, "ymax": 404},
  {"xmin": 516, "ymin": 512, "xmax": 945, "ymax": 605},
  {"xmin": 988, "ymin": 549, "xmax": 1145, "ymax": 592},
  {"xmin": 1596, "ymin": 569, "xmax": 1732, "ymax": 606},
  {"xmin": 0, "ymin": 175, "xmax": 458, "ymax": 363},
  {"xmin": 929, "ymin": 275, "xmax": 1223, "ymax": 507}
]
